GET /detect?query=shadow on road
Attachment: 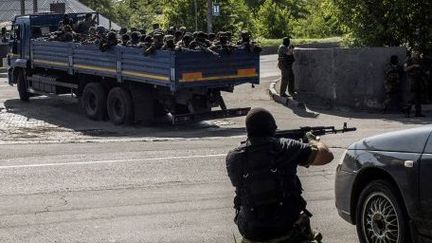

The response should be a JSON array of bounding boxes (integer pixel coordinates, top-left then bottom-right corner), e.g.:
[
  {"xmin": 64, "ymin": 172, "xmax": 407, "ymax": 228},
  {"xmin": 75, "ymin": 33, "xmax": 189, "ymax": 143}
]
[
  {"xmin": 304, "ymin": 103, "xmax": 432, "ymax": 125},
  {"xmin": 3, "ymin": 98, "xmax": 246, "ymax": 139}
]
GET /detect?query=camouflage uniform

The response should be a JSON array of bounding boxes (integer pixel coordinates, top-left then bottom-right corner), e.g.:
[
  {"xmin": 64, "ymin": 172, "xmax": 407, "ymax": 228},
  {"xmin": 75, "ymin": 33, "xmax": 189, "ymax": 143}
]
[
  {"xmin": 278, "ymin": 39, "xmax": 295, "ymax": 96},
  {"xmin": 383, "ymin": 63, "xmax": 403, "ymax": 111},
  {"xmin": 405, "ymin": 56, "xmax": 425, "ymax": 117}
]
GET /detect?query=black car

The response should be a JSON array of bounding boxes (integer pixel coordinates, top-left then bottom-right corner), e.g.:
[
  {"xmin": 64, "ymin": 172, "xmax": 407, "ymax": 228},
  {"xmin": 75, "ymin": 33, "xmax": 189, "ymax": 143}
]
[{"xmin": 335, "ymin": 126, "xmax": 432, "ymax": 243}]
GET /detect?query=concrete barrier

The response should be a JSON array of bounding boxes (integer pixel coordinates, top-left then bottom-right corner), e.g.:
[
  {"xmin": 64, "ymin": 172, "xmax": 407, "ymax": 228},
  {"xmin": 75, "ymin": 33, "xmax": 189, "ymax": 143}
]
[{"xmin": 293, "ymin": 47, "xmax": 407, "ymax": 110}]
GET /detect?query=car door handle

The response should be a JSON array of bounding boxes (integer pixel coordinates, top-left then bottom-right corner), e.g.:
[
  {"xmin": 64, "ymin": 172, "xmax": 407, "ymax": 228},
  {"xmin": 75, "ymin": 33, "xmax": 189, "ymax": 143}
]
[{"xmin": 404, "ymin": 160, "xmax": 415, "ymax": 168}]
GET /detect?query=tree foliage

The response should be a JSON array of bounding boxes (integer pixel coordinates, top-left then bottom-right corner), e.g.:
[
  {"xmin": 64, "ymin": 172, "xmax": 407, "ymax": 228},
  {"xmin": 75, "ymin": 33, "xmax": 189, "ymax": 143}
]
[
  {"xmin": 292, "ymin": 0, "xmax": 342, "ymax": 38},
  {"xmin": 82, "ymin": 0, "xmax": 345, "ymax": 40},
  {"xmin": 80, "ymin": 0, "xmax": 117, "ymax": 21},
  {"xmin": 113, "ymin": 0, "xmax": 162, "ymax": 29},
  {"xmin": 254, "ymin": 0, "xmax": 308, "ymax": 39},
  {"xmin": 161, "ymin": 0, "xmax": 253, "ymax": 34},
  {"xmin": 334, "ymin": 0, "xmax": 432, "ymax": 50}
]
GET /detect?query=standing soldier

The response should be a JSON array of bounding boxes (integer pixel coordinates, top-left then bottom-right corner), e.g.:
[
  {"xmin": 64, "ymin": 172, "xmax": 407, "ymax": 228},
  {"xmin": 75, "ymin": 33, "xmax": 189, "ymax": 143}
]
[
  {"xmin": 278, "ymin": 37, "xmax": 296, "ymax": 97},
  {"xmin": 404, "ymin": 51, "xmax": 425, "ymax": 117},
  {"xmin": 383, "ymin": 55, "xmax": 403, "ymax": 113},
  {"xmin": 226, "ymin": 108, "xmax": 333, "ymax": 243}
]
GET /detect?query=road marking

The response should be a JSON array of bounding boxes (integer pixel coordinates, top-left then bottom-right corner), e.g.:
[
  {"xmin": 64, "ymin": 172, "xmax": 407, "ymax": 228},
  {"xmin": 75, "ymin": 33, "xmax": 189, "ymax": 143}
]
[{"xmin": 0, "ymin": 154, "xmax": 226, "ymax": 169}]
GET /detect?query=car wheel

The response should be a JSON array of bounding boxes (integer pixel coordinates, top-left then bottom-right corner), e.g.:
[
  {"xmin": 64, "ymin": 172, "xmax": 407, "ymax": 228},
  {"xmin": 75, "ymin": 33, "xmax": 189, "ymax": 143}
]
[
  {"xmin": 356, "ymin": 180, "xmax": 410, "ymax": 243},
  {"xmin": 16, "ymin": 70, "xmax": 30, "ymax": 102},
  {"xmin": 107, "ymin": 87, "xmax": 133, "ymax": 125},
  {"xmin": 81, "ymin": 82, "xmax": 107, "ymax": 120}
]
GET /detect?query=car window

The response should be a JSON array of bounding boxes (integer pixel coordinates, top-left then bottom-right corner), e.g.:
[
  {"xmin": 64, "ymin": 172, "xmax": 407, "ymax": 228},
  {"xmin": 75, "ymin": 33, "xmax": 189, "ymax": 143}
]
[{"xmin": 12, "ymin": 25, "xmax": 20, "ymax": 40}]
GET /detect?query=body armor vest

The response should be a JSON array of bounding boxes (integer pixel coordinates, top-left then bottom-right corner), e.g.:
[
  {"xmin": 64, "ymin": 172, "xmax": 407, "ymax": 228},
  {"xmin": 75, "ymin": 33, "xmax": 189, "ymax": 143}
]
[{"xmin": 234, "ymin": 139, "xmax": 306, "ymax": 218}]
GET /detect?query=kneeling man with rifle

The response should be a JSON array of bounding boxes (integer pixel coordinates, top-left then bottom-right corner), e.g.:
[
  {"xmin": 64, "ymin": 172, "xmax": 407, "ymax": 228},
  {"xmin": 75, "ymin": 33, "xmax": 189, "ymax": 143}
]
[{"xmin": 226, "ymin": 108, "xmax": 356, "ymax": 243}]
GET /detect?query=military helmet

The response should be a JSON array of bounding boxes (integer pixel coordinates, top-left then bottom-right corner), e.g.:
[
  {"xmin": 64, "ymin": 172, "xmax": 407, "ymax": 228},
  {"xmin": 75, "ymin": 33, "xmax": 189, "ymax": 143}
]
[
  {"xmin": 139, "ymin": 34, "xmax": 146, "ymax": 42},
  {"xmin": 96, "ymin": 26, "xmax": 107, "ymax": 34},
  {"xmin": 119, "ymin": 27, "xmax": 128, "ymax": 35},
  {"xmin": 121, "ymin": 34, "xmax": 130, "ymax": 42},
  {"xmin": 131, "ymin": 31, "xmax": 141, "ymax": 42},
  {"xmin": 208, "ymin": 33, "xmax": 216, "ymax": 40},
  {"xmin": 182, "ymin": 33, "xmax": 193, "ymax": 42},
  {"xmin": 144, "ymin": 35, "xmax": 153, "ymax": 43},
  {"xmin": 63, "ymin": 25, "xmax": 72, "ymax": 32},
  {"xmin": 241, "ymin": 30, "xmax": 250, "ymax": 37},
  {"xmin": 164, "ymin": 35, "xmax": 174, "ymax": 42},
  {"xmin": 107, "ymin": 31, "xmax": 117, "ymax": 41},
  {"xmin": 283, "ymin": 37, "xmax": 291, "ymax": 46}
]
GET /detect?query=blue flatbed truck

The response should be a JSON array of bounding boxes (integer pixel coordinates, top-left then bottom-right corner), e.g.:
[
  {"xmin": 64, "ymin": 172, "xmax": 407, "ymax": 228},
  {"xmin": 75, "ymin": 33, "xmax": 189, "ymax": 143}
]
[{"xmin": 7, "ymin": 12, "xmax": 260, "ymax": 125}]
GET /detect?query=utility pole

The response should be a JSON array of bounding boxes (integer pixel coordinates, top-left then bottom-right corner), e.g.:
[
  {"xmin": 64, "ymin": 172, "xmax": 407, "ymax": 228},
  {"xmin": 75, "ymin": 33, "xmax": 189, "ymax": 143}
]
[
  {"xmin": 20, "ymin": 0, "xmax": 25, "ymax": 15},
  {"xmin": 207, "ymin": 0, "xmax": 212, "ymax": 33}
]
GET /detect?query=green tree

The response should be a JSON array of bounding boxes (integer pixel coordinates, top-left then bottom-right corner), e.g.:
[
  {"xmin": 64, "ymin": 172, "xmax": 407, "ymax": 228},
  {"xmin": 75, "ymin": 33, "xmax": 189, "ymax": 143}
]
[
  {"xmin": 334, "ymin": 0, "xmax": 432, "ymax": 50},
  {"xmin": 80, "ymin": 0, "xmax": 118, "ymax": 22},
  {"xmin": 254, "ymin": 0, "xmax": 308, "ymax": 39},
  {"xmin": 162, "ymin": 0, "xmax": 254, "ymax": 34},
  {"xmin": 292, "ymin": 0, "xmax": 342, "ymax": 38},
  {"xmin": 113, "ymin": 0, "xmax": 162, "ymax": 29}
]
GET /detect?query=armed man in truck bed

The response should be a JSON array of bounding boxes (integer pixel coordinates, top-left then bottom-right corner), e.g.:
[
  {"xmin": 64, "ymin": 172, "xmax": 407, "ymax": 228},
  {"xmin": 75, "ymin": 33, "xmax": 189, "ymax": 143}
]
[
  {"xmin": 40, "ymin": 16, "xmax": 262, "ymax": 56},
  {"xmin": 226, "ymin": 108, "xmax": 334, "ymax": 243}
]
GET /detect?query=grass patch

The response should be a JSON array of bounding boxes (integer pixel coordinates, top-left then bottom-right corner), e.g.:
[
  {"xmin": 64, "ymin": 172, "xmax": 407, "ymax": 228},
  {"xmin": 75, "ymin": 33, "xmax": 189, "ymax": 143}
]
[{"xmin": 256, "ymin": 37, "xmax": 342, "ymax": 48}]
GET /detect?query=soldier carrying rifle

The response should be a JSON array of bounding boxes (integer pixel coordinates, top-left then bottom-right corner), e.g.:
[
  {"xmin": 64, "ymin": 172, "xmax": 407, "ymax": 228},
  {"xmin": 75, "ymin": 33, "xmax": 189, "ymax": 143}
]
[{"xmin": 226, "ymin": 108, "xmax": 339, "ymax": 243}]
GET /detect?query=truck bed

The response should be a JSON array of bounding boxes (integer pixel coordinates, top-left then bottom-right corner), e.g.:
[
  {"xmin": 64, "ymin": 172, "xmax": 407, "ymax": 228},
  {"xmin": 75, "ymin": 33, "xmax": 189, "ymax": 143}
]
[{"xmin": 31, "ymin": 40, "xmax": 260, "ymax": 91}]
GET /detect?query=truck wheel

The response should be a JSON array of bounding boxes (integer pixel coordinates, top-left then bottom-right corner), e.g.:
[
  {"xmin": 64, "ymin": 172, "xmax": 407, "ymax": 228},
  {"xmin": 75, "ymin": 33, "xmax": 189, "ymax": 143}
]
[
  {"xmin": 107, "ymin": 87, "xmax": 133, "ymax": 125},
  {"xmin": 81, "ymin": 82, "xmax": 107, "ymax": 121},
  {"xmin": 16, "ymin": 71, "xmax": 30, "ymax": 102}
]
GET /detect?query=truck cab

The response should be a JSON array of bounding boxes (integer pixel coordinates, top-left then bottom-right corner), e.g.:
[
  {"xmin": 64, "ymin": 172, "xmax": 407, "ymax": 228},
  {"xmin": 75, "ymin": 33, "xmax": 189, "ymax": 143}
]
[{"xmin": 8, "ymin": 12, "xmax": 98, "ymax": 83}]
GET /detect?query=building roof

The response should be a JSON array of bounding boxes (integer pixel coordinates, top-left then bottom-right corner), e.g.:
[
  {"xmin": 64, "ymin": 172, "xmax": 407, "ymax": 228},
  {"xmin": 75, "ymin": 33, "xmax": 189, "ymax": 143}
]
[{"xmin": 0, "ymin": 0, "xmax": 119, "ymax": 29}]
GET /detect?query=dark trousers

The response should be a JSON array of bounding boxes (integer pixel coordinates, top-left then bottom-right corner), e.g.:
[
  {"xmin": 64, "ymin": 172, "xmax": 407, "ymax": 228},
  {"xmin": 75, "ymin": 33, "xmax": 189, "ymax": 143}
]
[
  {"xmin": 405, "ymin": 77, "xmax": 423, "ymax": 115},
  {"xmin": 279, "ymin": 64, "xmax": 295, "ymax": 95},
  {"xmin": 407, "ymin": 89, "xmax": 422, "ymax": 115}
]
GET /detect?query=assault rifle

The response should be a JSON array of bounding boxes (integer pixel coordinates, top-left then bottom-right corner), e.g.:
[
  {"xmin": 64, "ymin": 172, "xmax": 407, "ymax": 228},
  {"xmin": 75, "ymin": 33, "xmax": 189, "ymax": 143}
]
[{"xmin": 275, "ymin": 122, "xmax": 357, "ymax": 142}]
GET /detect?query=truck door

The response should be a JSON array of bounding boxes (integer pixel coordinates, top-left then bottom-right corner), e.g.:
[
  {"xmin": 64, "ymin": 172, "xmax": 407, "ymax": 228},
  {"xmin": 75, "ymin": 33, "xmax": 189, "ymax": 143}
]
[{"xmin": 418, "ymin": 132, "xmax": 432, "ymax": 237}]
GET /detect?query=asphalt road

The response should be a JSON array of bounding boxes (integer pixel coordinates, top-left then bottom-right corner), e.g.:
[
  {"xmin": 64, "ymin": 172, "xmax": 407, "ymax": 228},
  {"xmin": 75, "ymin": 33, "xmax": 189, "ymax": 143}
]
[{"xmin": 1, "ymin": 55, "xmax": 431, "ymax": 242}]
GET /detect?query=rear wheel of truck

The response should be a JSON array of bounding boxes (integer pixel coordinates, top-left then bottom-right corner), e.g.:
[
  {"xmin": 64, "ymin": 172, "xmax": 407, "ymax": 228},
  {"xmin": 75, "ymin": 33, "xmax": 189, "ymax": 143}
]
[
  {"xmin": 81, "ymin": 82, "xmax": 107, "ymax": 121},
  {"xmin": 16, "ymin": 71, "xmax": 30, "ymax": 102},
  {"xmin": 107, "ymin": 87, "xmax": 134, "ymax": 125}
]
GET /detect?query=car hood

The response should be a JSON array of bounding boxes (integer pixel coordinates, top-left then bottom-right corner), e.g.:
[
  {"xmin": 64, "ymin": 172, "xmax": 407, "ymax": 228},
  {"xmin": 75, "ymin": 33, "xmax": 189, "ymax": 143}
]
[{"xmin": 348, "ymin": 126, "xmax": 432, "ymax": 153}]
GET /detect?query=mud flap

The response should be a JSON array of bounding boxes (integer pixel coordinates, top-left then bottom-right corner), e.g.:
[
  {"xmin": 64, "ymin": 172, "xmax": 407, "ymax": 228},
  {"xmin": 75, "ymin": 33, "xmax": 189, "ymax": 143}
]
[
  {"xmin": 129, "ymin": 84, "xmax": 154, "ymax": 125},
  {"xmin": 171, "ymin": 107, "xmax": 250, "ymax": 125}
]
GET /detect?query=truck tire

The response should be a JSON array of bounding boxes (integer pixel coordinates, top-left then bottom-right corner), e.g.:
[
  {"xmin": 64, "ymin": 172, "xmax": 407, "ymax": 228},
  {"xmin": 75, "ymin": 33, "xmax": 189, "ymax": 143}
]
[
  {"xmin": 81, "ymin": 82, "xmax": 107, "ymax": 121},
  {"xmin": 107, "ymin": 87, "xmax": 134, "ymax": 125},
  {"xmin": 16, "ymin": 70, "xmax": 30, "ymax": 102}
]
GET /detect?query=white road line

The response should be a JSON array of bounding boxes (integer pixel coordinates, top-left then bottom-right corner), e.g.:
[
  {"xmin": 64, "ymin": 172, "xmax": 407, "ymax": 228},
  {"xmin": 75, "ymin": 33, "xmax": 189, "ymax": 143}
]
[{"xmin": 0, "ymin": 154, "xmax": 227, "ymax": 169}]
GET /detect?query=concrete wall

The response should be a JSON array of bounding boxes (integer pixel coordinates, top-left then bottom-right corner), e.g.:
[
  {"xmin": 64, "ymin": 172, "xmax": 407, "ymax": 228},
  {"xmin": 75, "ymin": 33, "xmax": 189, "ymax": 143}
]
[{"xmin": 293, "ymin": 47, "xmax": 407, "ymax": 109}]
